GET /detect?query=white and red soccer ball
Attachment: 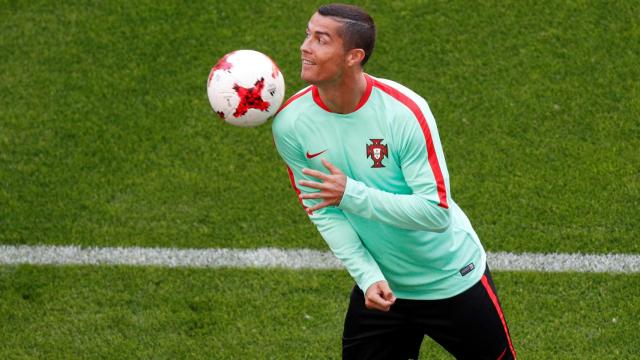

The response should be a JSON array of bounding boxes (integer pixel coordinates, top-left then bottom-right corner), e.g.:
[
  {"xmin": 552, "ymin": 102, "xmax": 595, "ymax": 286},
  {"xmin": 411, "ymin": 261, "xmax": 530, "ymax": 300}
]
[{"xmin": 207, "ymin": 50, "xmax": 285, "ymax": 127}]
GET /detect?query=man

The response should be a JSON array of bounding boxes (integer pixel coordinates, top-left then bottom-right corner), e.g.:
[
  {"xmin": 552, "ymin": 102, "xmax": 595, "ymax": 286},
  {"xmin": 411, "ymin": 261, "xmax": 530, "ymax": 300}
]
[{"xmin": 272, "ymin": 3, "xmax": 516, "ymax": 359}]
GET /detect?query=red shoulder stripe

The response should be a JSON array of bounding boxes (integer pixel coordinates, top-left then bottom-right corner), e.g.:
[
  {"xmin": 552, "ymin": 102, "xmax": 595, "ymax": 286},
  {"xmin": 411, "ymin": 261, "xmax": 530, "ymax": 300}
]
[
  {"xmin": 275, "ymin": 87, "xmax": 312, "ymax": 116},
  {"xmin": 371, "ymin": 78, "xmax": 449, "ymax": 209}
]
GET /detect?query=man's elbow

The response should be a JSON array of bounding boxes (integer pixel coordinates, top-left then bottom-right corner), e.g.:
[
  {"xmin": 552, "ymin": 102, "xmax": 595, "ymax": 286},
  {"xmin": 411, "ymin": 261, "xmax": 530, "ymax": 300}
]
[{"xmin": 422, "ymin": 206, "xmax": 451, "ymax": 233}]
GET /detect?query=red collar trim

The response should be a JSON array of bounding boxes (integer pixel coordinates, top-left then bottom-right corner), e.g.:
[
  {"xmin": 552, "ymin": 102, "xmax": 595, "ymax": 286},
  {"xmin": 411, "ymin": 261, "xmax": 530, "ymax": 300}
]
[
  {"xmin": 311, "ymin": 74, "xmax": 373, "ymax": 114},
  {"xmin": 311, "ymin": 85, "xmax": 332, "ymax": 112}
]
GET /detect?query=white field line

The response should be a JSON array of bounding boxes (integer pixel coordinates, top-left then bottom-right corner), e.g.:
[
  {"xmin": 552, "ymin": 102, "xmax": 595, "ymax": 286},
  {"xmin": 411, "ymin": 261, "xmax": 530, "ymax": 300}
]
[{"xmin": 0, "ymin": 245, "xmax": 639, "ymax": 273}]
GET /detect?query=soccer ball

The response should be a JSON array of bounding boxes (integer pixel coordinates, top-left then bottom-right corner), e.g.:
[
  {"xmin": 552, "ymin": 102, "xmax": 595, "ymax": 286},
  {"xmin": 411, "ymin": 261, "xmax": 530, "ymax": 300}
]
[{"xmin": 207, "ymin": 50, "xmax": 285, "ymax": 127}]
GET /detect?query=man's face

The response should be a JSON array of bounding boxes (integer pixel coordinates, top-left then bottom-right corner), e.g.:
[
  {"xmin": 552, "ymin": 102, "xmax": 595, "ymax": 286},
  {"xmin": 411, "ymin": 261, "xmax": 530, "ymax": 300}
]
[{"xmin": 300, "ymin": 12, "xmax": 348, "ymax": 85}]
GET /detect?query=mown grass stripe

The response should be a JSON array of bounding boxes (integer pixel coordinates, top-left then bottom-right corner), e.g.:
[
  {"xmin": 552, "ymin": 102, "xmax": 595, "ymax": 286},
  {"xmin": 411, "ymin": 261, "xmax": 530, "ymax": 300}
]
[{"xmin": 1, "ymin": 245, "xmax": 639, "ymax": 273}]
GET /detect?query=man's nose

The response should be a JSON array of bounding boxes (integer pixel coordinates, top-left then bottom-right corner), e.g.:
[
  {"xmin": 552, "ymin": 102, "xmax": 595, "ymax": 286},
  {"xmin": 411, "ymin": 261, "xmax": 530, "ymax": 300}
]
[{"xmin": 300, "ymin": 37, "xmax": 311, "ymax": 54}]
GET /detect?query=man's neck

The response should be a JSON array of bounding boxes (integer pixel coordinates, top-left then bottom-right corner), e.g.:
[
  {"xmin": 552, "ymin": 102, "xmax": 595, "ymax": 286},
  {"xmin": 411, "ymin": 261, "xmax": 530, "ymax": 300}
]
[{"xmin": 316, "ymin": 71, "xmax": 367, "ymax": 114}]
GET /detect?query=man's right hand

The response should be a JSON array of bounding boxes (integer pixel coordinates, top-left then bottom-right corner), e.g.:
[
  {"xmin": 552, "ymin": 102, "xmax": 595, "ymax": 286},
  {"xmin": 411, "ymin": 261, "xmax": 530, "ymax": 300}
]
[{"xmin": 364, "ymin": 280, "xmax": 396, "ymax": 312}]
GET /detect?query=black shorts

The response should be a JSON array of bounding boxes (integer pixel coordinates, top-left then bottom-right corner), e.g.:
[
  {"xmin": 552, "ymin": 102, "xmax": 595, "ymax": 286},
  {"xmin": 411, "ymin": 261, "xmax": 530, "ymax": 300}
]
[{"xmin": 342, "ymin": 266, "xmax": 516, "ymax": 360}]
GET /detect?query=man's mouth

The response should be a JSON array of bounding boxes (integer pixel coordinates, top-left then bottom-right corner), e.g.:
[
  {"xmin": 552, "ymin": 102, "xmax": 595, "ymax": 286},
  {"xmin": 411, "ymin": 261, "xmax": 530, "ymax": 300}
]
[{"xmin": 302, "ymin": 59, "xmax": 315, "ymax": 65}]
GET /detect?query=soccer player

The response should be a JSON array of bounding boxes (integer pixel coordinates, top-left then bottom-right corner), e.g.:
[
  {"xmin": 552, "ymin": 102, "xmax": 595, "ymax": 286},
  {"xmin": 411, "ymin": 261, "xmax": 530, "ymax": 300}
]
[{"xmin": 272, "ymin": 3, "xmax": 516, "ymax": 359}]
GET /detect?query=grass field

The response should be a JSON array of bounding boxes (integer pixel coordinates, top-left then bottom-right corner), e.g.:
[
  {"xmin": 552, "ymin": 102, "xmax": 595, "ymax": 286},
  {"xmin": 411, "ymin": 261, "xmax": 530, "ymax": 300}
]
[
  {"xmin": 1, "ymin": 0, "xmax": 639, "ymax": 358},
  {"xmin": 1, "ymin": 267, "xmax": 639, "ymax": 359}
]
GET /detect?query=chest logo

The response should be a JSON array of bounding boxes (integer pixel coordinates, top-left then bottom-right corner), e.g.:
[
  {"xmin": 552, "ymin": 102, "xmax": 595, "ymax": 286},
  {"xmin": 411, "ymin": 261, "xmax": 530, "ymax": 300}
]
[
  {"xmin": 366, "ymin": 139, "xmax": 388, "ymax": 168},
  {"xmin": 306, "ymin": 149, "xmax": 327, "ymax": 159}
]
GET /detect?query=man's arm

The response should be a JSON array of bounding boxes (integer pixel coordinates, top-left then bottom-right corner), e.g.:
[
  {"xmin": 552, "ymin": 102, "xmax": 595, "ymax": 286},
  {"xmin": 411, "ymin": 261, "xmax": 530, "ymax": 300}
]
[
  {"xmin": 299, "ymin": 109, "xmax": 452, "ymax": 233},
  {"xmin": 338, "ymin": 179, "xmax": 450, "ymax": 232},
  {"xmin": 272, "ymin": 114, "xmax": 386, "ymax": 296}
]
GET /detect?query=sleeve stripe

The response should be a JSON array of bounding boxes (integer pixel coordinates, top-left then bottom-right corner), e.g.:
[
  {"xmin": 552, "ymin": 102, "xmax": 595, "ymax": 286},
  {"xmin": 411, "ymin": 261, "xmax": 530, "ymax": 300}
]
[
  {"xmin": 286, "ymin": 166, "xmax": 311, "ymax": 214},
  {"xmin": 370, "ymin": 76, "xmax": 449, "ymax": 209}
]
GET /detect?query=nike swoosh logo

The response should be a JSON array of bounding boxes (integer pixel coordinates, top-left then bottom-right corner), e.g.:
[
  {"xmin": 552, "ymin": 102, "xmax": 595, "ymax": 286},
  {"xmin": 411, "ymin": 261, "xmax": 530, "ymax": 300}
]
[{"xmin": 306, "ymin": 149, "xmax": 327, "ymax": 159}]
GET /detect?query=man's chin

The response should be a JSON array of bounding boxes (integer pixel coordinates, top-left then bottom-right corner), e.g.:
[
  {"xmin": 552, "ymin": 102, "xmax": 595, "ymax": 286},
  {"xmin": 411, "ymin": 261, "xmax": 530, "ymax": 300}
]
[
  {"xmin": 301, "ymin": 69, "xmax": 321, "ymax": 85},
  {"xmin": 300, "ymin": 71, "xmax": 313, "ymax": 85}
]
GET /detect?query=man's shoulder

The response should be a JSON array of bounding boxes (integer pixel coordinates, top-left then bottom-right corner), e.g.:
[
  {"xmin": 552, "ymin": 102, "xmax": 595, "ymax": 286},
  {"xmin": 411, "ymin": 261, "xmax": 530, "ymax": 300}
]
[
  {"xmin": 272, "ymin": 85, "xmax": 313, "ymax": 137},
  {"xmin": 369, "ymin": 75, "xmax": 428, "ymax": 106},
  {"xmin": 367, "ymin": 75, "xmax": 433, "ymax": 126},
  {"xmin": 275, "ymin": 86, "xmax": 314, "ymax": 118}
]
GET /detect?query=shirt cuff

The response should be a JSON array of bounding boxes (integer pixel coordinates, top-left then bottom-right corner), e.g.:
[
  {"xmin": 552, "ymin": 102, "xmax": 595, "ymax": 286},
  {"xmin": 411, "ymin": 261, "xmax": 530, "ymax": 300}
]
[
  {"xmin": 358, "ymin": 273, "xmax": 386, "ymax": 295},
  {"xmin": 338, "ymin": 177, "xmax": 366, "ymax": 213}
]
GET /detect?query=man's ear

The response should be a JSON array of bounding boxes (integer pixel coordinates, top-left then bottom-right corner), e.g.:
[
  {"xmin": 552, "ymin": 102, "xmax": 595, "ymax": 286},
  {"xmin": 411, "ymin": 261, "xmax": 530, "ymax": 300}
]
[{"xmin": 346, "ymin": 48, "xmax": 366, "ymax": 67}]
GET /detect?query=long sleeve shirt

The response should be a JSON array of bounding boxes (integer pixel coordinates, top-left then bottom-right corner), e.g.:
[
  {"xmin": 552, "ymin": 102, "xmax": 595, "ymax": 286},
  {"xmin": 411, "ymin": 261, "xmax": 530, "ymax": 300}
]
[{"xmin": 272, "ymin": 74, "xmax": 486, "ymax": 300}]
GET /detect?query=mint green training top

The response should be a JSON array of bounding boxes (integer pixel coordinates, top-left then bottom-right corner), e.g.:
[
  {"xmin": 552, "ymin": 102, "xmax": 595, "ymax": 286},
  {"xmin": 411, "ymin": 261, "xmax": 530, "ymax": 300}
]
[{"xmin": 272, "ymin": 74, "xmax": 486, "ymax": 300}]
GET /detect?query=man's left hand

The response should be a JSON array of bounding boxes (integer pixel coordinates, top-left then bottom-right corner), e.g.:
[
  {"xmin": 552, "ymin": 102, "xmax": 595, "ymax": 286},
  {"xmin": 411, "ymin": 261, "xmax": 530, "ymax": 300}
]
[{"xmin": 298, "ymin": 159, "xmax": 347, "ymax": 212}]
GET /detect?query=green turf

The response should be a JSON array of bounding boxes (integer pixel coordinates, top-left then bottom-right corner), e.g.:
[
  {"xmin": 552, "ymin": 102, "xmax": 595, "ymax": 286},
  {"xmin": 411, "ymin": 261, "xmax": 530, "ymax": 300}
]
[
  {"xmin": 1, "ymin": 2, "xmax": 638, "ymax": 358},
  {"xmin": 1, "ymin": 0, "xmax": 638, "ymax": 252},
  {"xmin": 0, "ymin": 266, "xmax": 638, "ymax": 359}
]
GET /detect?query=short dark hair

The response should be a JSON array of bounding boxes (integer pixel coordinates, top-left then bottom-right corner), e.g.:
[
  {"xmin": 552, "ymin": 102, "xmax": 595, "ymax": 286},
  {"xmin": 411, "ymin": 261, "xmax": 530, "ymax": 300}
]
[{"xmin": 317, "ymin": 3, "xmax": 376, "ymax": 66}]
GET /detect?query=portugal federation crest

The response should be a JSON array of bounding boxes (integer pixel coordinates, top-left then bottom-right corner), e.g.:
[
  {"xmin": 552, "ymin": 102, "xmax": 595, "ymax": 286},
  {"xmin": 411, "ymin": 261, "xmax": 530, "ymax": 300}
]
[{"xmin": 366, "ymin": 139, "xmax": 388, "ymax": 168}]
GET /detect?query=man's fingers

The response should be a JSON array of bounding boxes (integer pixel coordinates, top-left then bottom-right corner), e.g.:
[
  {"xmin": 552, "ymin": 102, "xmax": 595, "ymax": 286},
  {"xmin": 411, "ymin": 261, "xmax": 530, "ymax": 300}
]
[
  {"xmin": 298, "ymin": 179, "xmax": 326, "ymax": 190},
  {"xmin": 301, "ymin": 168, "xmax": 328, "ymax": 180},
  {"xmin": 321, "ymin": 158, "xmax": 343, "ymax": 175},
  {"xmin": 378, "ymin": 289, "xmax": 396, "ymax": 307},
  {"xmin": 307, "ymin": 200, "xmax": 332, "ymax": 212},
  {"xmin": 364, "ymin": 281, "xmax": 395, "ymax": 312},
  {"xmin": 380, "ymin": 283, "xmax": 396, "ymax": 303},
  {"xmin": 299, "ymin": 191, "xmax": 325, "ymax": 199},
  {"xmin": 385, "ymin": 292, "xmax": 396, "ymax": 303},
  {"xmin": 306, "ymin": 201, "xmax": 331, "ymax": 213},
  {"xmin": 367, "ymin": 292, "xmax": 393, "ymax": 311},
  {"xmin": 366, "ymin": 294, "xmax": 393, "ymax": 312}
]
